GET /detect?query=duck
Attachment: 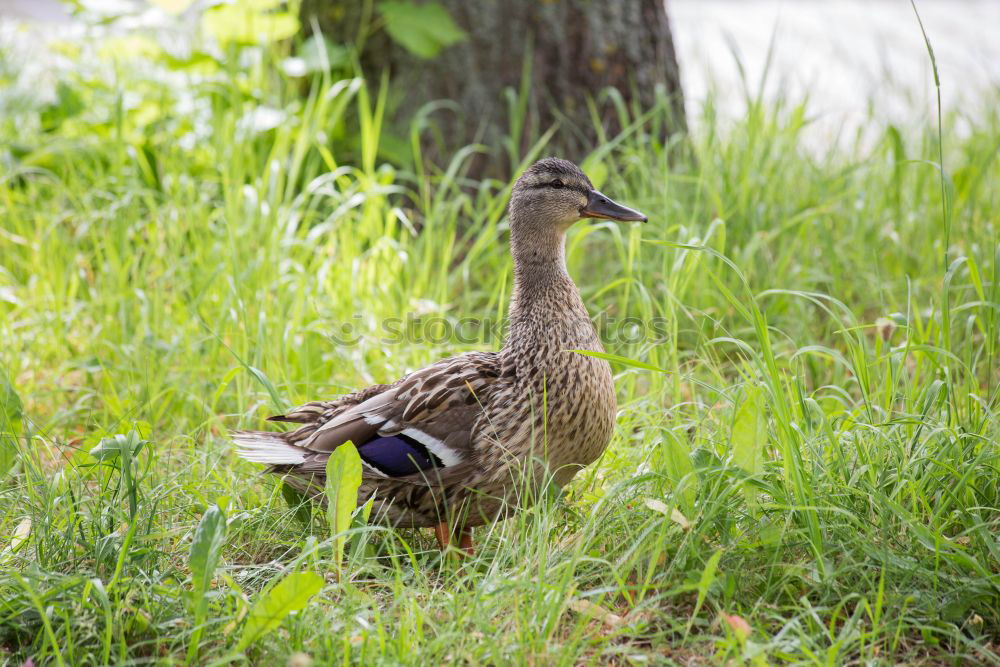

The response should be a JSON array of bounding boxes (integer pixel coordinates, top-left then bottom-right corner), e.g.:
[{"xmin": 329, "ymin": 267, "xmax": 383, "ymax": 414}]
[{"xmin": 233, "ymin": 157, "xmax": 647, "ymax": 554}]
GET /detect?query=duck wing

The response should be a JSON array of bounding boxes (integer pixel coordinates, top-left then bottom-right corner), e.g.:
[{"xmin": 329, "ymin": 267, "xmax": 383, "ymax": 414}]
[{"xmin": 233, "ymin": 351, "xmax": 504, "ymax": 479}]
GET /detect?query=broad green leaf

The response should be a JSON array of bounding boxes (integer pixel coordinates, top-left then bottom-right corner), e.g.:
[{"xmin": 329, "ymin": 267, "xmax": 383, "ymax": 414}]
[
  {"xmin": 89, "ymin": 431, "xmax": 146, "ymax": 463},
  {"xmin": 688, "ymin": 549, "xmax": 723, "ymax": 631},
  {"xmin": 237, "ymin": 571, "xmax": 324, "ymax": 650},
  {"xmin": 698, "ymin": 550, "xmax": 723, "ymax": 603},
  {"xmin": 966, "ymin": 253, "xmax": 985, "ymax": 301},
  {"xmin": 325, "ymin": 442, "xmax": 362, "ymax": 565},
  {"xmin": 188, "ymin": 504, "xmax": 227, "ymax": 617},
  {"xmin": 656, "ymin": 431, "xmax": 697, "ymax": 512},
  {"xmin": 0, "ymin": 367, "xmax": 22, "ymax": 478},
  {"xmin": 40, "ymin": 82, "xmax": 84, "ymax": 132},
  {"xmin": 379, "ymin": 1, "xmax": 467, "ymax": 59},
  {"xmin": 202, "ymin": 3, "xmax": 299, "ymax": 46},
  {"xmin": 158, "ymin": 50, "xmax": 220, "ymax": 74},
  {"xmin": 732, "ymin": 386, "xmax": 767, "ymax": 512},
  {"xmin": 731, "ymin": 386, "xmax": 766, "ymax": 476}
]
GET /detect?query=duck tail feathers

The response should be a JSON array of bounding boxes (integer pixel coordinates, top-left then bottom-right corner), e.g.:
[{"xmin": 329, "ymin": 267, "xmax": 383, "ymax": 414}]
[
  {"xmin": 265, "ymin": 414, "xmax": 307, "ymax": 423},
  {"xmin": 232, "ymin": 430, "xmax": 307, "ymax": 465}
]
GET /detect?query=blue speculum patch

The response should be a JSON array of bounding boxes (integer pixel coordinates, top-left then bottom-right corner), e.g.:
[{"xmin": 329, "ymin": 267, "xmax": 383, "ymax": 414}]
[{"xmin": 357, "ymin": 433, "xmax": 443, "ymax": 476}]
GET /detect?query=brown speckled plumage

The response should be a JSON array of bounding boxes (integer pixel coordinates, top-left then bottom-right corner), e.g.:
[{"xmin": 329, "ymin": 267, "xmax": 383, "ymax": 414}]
[{"xmin": 233, "ymin": 158, "xmax": 646, "ymax": 534}]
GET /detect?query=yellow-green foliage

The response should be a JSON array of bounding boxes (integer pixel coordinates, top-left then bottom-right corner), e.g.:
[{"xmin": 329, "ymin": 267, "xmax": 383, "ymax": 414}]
[{"xmin": 0, "ymin": 12, "xmax": 998, "ymax": 664}]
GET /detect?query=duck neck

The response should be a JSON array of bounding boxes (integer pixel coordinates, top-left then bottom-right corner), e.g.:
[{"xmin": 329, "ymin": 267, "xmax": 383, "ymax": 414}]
[
  {"xmin": 510, "ymin": 223, "xmax": 570, "ymax": 291},
  {"xmin": 507, "ymin": 219, "xmax": 587, "ymax": 341}
]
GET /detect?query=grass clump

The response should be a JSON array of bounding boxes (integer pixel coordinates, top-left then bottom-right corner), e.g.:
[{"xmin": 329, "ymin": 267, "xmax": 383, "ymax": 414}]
[{"xmin": 1, "ymin": 18, "xmax": 999, "ymax": 665}]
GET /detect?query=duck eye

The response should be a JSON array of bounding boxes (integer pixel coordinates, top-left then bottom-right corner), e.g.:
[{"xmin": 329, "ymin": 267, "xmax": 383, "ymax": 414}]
[{"xmin": 549, "ymin": 179, "xmax": 564, "ymax": 189}]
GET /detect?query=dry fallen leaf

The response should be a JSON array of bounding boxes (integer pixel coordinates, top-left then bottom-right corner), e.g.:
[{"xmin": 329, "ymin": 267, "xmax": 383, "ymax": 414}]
[
  {"xmin": 569, "ymin": 599, "xmax": 624, "ymax": 629},
  {"xmin": 6, "ymin": 518, "xmax": 31, "ymax": 554},
  {"xmin": 286, "ymin": 652, "xmax": 313, "ymax": 667},
  {"xmin": 644, "ymin": 498, "xmax": 669, "ymax": 514},
  {"xmin": 875, "ymin": 316, "xmax": 896, "ymax": 341},
  {"xmin": 643, "ymin": 499, "xmax": 691, "ymax": 530}
]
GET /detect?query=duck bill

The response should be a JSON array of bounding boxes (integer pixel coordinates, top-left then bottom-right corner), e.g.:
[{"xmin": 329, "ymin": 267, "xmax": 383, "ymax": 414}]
[{"xmin": 581, "ymin": 189, "xmax": 648, "ymax": 222}]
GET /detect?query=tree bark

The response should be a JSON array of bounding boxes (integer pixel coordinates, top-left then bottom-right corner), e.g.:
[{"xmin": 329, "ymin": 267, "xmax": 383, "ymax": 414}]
[{"xmin": 303, "ymin": 0, "xmax": 686, "ymax": 174}]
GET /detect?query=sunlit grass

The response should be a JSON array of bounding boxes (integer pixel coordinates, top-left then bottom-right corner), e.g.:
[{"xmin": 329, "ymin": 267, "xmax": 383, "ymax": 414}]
[{"xmin": 1, "ymin": 22, "xmax": 998, "ymax": 664}]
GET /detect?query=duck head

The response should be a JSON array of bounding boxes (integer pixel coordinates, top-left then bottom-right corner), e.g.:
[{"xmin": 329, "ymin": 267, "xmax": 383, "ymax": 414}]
[{"xmin": 508, "ymin": 157, "xmax": 647, "ymax": 231}]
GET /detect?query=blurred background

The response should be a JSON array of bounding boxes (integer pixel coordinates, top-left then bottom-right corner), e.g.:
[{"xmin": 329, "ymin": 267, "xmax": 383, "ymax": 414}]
[{"xmin": 3, "ymin": 0, "xmax": 999, "ymax": 159}]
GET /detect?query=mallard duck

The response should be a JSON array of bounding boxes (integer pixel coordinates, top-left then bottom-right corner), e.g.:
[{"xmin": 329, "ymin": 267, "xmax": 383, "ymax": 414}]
[{"xmin": 233, "ymin": 158, "xmax": 646, "ymax": 553}]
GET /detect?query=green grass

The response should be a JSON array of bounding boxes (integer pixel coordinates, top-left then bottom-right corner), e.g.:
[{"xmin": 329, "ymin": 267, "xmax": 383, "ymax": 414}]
[{"xmin": 1, "ymin": 21, "xmax": 999, "ymax": 666}]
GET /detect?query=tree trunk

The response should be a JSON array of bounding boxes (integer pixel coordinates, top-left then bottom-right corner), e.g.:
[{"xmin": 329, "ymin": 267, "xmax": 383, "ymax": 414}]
[{"xmin": 303, "ymin": 0, "xmax": 686, "ymax": 175}]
